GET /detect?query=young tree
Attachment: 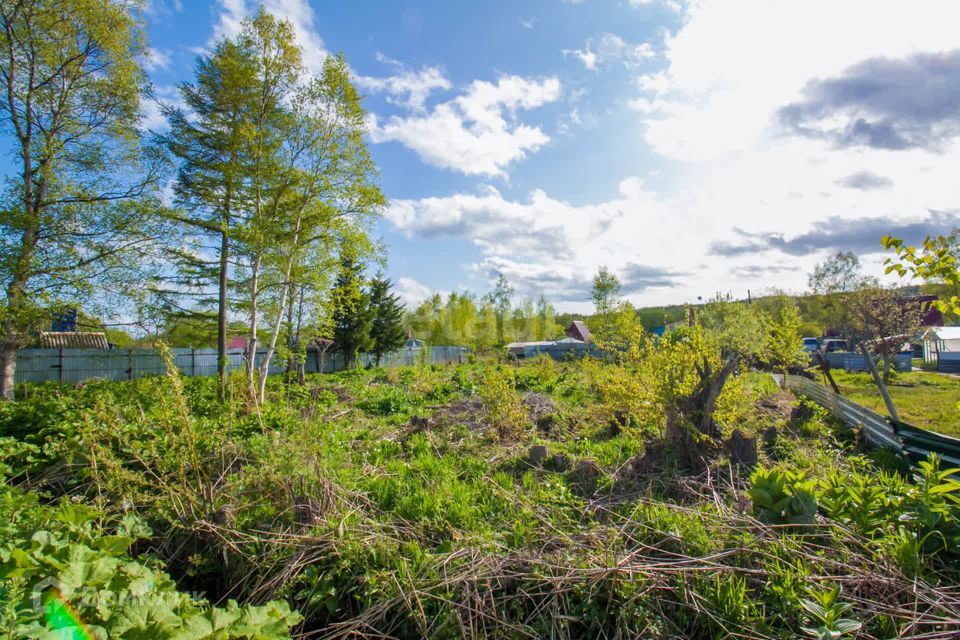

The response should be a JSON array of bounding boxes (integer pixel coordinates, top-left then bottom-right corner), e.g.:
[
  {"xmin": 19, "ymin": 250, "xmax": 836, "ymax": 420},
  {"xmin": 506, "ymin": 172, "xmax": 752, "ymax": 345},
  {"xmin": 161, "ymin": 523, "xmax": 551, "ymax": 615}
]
[
  {"xmin": 534, "ymin": 294, "xmax": 560, "ymax": 341},
  {"xmin": 487, "ymin": 273, "xmax": 514, "ymax": 346},
  {"xmin": 762, "ymin": 295, "xmax": 807, "ymax": 374},
  {"xmin": 330, "ymin": 250, "xmax": 372, "ymax": 367},
  {"xmin": 851, "ymin": 287, "xmax": 922, "ymax": 380},
  {"xmin": 590, "ymin": 266, "xmax": 622, "ymax": 341},
  {"xmin": 249, "ymin": 51, "xmax": 383, "ymax": 402},
  {"xmin": 368, "ymin": 276, "xmax": 406, "ymax": 366},
  {"xmin": 159, "ymin": 31, "xmax": 258, "ymax": 398},
  {"xmin": 0, "ymin": 0, "xmax": 164, "ymax": 399}
]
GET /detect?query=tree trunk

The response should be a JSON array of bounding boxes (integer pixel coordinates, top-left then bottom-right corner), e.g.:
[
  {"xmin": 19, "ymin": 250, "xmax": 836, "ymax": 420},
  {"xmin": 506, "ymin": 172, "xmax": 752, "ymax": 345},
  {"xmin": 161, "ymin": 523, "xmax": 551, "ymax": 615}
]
[
  {"xmin": 881, "ymin": 353, "xmax": 892, "ymax": 382},
  {"xmin": 217, "ymin": 224, "xmax": 229, "ymax": 400},
  {"xmin": 0, "ymin": 346, "xmax": 17, "ymax": 401},
  {"xmin": 668, "ymin": 356, "xmax": 738, "ymax": 470},
  {"xmin": 246, "ymin": 254, "xmax": 261, "ymax": 401}
]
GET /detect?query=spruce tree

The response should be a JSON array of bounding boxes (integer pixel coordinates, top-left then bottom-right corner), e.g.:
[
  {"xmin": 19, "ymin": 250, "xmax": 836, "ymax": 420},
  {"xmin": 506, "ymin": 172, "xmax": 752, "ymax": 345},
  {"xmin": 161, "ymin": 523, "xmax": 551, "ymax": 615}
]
[
  {"xmin": 368, "ymin": 276, "xmax": 407, "ymax": 366},
  {"xmin": 331, "ymin": 252, "xmax": 373, "ymax": 367}
]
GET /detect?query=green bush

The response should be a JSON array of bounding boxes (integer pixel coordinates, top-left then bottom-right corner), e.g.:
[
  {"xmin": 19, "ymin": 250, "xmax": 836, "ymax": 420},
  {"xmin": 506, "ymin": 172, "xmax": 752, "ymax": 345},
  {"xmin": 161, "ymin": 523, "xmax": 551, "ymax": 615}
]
[{"xmin": 0, "ymin": 487, "xmax": 300, "ymax": 639}]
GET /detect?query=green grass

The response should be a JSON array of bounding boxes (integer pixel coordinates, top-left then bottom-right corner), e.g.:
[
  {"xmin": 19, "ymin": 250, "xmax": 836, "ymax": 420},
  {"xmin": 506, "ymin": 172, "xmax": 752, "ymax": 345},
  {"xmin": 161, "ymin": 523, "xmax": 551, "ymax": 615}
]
[
  {"xmin": 4, "ymin": 361, "xmax": 960, "ymax": 638},
  {"xmin": 830, "ymin": 370, "xmax": 960, "ymax": 437}
]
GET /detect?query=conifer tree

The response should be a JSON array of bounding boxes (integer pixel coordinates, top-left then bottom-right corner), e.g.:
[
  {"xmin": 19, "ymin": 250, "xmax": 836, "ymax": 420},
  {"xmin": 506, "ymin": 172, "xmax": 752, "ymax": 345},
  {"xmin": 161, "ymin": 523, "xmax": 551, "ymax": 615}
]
[
  {"xmin": 368, "ymin": 276, "xmax": 406, "ymax": 366},
  {"xmin": 331, "ymin": 251, "xmax": 373, "ymax": 367}
]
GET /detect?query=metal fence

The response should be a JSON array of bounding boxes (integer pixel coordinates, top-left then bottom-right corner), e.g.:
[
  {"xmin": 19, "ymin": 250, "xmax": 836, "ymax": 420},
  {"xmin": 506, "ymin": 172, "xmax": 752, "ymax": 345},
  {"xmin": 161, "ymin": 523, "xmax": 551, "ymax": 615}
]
[
  {"xmin": 776, "ymin": 373, "xmax": 960, "ymax": 468},
  {"xmin": 14, "ymin": 345, "xmax": 470, "ymax": 386},
  {"xmin": 822, "ymin": 352, "xmax": 912, "ymax": 373}
]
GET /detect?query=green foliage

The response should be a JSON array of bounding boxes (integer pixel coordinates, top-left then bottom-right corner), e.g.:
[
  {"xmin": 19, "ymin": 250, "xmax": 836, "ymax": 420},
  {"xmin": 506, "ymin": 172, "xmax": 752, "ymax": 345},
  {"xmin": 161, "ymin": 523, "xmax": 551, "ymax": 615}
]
[
  {"xmin": 748, "ymin": 467, "xmax": 818, "ymax": 528},
  {"xmin": 479, "ymin": 366, "xmax": 528, "ymax": 439},
  {"xmin": 801, "ymin": 586, "xmax": 861, "ymax": 639},
  {"xmin": 884, "ymin": 233, "xmax": 960, "ymax": 319},
  {"xmin": 331, "ymin": 249, "xmax": 374, "ymax": 366},
  {"xmin": 368, "ymin": 276, "xmax": 406, "ymax": 364},
  {"xmin": 0, "ymin": 487, "xmax": 300, "ymax": 639},
  {"xmin": 3, "ymin": 358, "xmax": 959, "ymax": 637}
]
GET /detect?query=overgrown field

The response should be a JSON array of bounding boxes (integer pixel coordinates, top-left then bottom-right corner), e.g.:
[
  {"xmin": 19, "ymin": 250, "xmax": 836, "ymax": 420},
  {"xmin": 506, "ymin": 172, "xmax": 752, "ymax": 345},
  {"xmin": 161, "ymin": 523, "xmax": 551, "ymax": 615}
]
[
  {"xmin": 3, "ymin": 352, "xmax": 960, "ymax": 639},
  {"xmin": 831, "ymin": 370, "xmax": 960, "ymax": 437}
]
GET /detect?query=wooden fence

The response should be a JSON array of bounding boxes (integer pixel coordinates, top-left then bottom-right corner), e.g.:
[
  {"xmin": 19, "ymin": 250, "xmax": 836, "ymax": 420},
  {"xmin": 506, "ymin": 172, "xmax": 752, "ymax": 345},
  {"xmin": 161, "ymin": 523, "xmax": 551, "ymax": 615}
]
[
  {"xmin": 776, "ymin": 373, "xmax": 960, "ymax": 468},
  {"xmin": 14, "ymin": 345, "xmax": 470, "ymax": 386}
]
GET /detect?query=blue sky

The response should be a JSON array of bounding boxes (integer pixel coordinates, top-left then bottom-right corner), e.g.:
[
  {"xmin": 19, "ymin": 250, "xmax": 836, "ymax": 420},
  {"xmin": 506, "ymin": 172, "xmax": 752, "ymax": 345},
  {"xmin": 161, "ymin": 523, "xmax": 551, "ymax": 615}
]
[{"xmin": 142, "ymin": 0, "xmax": 960, "ymax": 312}]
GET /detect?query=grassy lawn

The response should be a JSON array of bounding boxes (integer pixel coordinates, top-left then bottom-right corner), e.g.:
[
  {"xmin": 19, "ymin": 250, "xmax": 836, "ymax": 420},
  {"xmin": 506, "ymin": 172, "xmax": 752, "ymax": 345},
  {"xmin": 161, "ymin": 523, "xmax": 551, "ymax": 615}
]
[{"xmin": 830, "ymin": 369, "xmax": 960, "ymax": 437}]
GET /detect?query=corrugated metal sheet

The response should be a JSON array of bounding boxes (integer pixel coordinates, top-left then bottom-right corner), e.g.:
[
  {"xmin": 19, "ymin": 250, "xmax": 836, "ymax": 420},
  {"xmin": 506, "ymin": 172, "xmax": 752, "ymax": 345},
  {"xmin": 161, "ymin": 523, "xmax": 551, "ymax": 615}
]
[
  {"xmin": 777, "ymin": 373, "xmax": 960, "ymax": 470},
  {"xmin": 14, "ymin": 345, "xmax": 470, "ymax": 385},
  {"xmin": 38, "ymin": 332, "xmax": 110, "ymax": 349}
]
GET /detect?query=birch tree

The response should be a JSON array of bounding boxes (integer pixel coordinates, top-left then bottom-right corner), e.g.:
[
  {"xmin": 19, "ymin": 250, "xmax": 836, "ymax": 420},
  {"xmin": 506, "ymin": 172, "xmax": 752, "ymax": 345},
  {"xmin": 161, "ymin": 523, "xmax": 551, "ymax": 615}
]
[{"xmin": 0, "ymin": 0, "xmax": 162, "ymax": 399}]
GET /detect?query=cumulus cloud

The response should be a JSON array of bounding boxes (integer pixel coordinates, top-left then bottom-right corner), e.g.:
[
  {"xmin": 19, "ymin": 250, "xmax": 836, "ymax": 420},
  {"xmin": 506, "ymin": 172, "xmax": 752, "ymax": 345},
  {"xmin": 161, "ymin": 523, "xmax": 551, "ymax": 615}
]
[
  {"xmin": 394, "ymin": 276, "xmax": 435, "ymax": 308},
  {"xmin": 368, "ymin": 75, "xmax": 561, "ymax": 176},
  {"xmin": 387, "ymin": 178, "xmax": 690, "ymax": 303},
  {"xmin": 779, "ymin": 50, "xmax": 960, "ymax": 151},
  {"xmin": 355, "ymin": 56, "xmax": 451, "ymax": 112},
  {"xmin": 709, "ymin": 211, "xmax": 960, "ymax": 258},
  {"xmin": 836, "ymin": 171, "xmax": 893, "ymax": 191},
  {"xmin": 146, "ymin": 48, "xmax": 171, "ymax": 72},
  {"xmin": 564, "ymin": 33, "xmax": 655, "ymax": 71}
]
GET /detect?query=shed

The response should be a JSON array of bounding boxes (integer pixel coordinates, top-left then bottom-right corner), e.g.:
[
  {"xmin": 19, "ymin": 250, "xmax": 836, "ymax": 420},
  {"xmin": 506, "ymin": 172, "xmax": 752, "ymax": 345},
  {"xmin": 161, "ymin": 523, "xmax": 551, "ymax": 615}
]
[
  {"xmin": 566, "ymin": 321, "xmax": 591, "ymax": 343},
  {"xmin": 38, "ymin": 331, "xmax": 110, "ymax": 349},
  {"xmin": 920, "ymin": 327, "xmax": 960, "ymax": 371}
]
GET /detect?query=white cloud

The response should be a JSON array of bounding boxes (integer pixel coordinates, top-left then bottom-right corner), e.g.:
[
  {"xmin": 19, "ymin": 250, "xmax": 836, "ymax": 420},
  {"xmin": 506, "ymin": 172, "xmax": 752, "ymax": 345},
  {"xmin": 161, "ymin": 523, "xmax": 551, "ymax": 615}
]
[
  {"xmin": 518, "ymin": 17, "xmax": 536, "ymax": 29},
  {"xmin": 564, "ymin": 33, "xmax": 655, "ymax": 71},
  {"xmin": 368, "ymin": 75, "xmax": 561, "ymax": 176},
  {"xmin": 599, "ymin": 0, "xmax": 960, "ymax": 303},
  {"xmin": 387, "ymin": 178, "xmax": 692, "ymax": 305},
  {"xmin": 140, "ymin": 85, "xmax": 182, "ymax": 132},
  {"xmin": 395, "ymin": 277, "xmax": 436, "ymax": 308},
  {"xmin": 145, "ymin": 48, "xmax": 171, "ymax": 72},
  {"xmin": 355, "ymin": 57, "xmax": 451, "ymax": 112}
]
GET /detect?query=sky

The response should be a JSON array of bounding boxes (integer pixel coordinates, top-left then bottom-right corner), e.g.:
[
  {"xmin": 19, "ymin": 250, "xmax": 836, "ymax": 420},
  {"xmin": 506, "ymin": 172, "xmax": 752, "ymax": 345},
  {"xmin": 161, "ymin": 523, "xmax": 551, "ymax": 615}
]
[{"xmin": 141, "ymin": 0, "xmax": 960, "ymax": 313}]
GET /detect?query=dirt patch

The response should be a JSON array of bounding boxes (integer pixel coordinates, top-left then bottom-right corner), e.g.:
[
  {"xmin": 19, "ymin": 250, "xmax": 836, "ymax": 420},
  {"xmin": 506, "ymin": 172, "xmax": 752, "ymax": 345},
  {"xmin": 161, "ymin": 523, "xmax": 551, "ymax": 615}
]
[
  {"xmin": 399, "ymin": 397, "xmax": 487, "ymax": 438},
  {"xmin": 756, "ymin": 391, "xmax": 794, "ymax": 421},
  {"xmin": 521, "ymin": 392, "xmax": 561, "ymax": 434}
]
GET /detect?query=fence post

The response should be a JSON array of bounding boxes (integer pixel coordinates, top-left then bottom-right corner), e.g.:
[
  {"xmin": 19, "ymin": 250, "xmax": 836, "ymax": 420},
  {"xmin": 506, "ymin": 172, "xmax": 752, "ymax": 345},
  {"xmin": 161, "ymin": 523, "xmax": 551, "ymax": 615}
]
[
  {"xmin": 58, "ymin": 348, "xmax": 63, "ymax": 383},
  {"xmin": 858, "ymin": 344, "xmax": 900, "ymax": 422},
  {"xmin": 191, "ymin": 347, "xmax": 196, "ymax": 377},
  {"xmin": 128, "ymin": 349, "xmax": 134, "ymax": 381}
]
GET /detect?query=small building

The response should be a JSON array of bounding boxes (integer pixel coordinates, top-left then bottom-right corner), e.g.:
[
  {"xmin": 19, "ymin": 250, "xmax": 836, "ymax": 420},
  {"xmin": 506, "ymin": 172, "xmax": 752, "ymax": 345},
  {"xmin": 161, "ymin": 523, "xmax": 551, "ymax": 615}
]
[
  {"xmin": 38, "ymin": 331, "xmax": 110, "ymax": 349},
  {"xmin": 506, "ymin": 336, "xmax": 589, "ymax": 361},
  {"xmin": 565, "ymin": 320, "xmax": 591, "ymax": 343},
  {"xmin": 920, "ymin": 327, "xmax": 960, "ymax": 372}
]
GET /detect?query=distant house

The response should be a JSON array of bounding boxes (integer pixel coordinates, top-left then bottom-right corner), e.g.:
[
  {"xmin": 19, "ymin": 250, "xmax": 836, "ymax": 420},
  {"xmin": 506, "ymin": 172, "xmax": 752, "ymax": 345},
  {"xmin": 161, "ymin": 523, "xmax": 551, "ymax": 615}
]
[
  {"xmin": 566, "ymin": 320, "xmax": 591, "ymax": 343},
  {"xmin": 38, "ymin": 331, "xmax": 110, "ymax": 349},
  {"xmin": 920, "ymin": 327, "xmax": 960, "ymax": 372},
  {"xmin": 227, "ymin": 336, "xmax": 248, "ymax": 350},
  {"xmin": 405, "ymin": 338, "xmax": 424, "ymax": 348}
]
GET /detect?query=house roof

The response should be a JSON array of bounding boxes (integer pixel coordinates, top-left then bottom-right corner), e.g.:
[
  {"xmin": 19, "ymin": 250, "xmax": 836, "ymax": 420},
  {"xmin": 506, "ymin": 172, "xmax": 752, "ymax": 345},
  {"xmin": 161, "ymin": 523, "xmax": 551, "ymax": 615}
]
[
  {"xmin": 39, "ymin": 331, "xmax": 110, "ymax": 349},
  {"xmin": 566, "ymin": 320, "xmax": 591, "ymax": 343},
  {"xmin": 922, "ymin": 327, "xmax": 960, "ymax": 341}
]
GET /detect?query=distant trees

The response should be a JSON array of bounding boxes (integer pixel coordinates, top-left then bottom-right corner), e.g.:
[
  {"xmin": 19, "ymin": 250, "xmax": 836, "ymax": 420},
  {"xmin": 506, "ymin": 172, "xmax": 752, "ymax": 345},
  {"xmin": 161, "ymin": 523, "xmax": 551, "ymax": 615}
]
[
  {"xmin": 403, "ymin": 275, "xmax": 565, "ymax": 353},
  {"xmin": 807, "ymin": 251, "xmax": 875, "ymax": 340},
  {"xmin": 0, "ymin": 0, "xmax": 166, "ymax": 399}
]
